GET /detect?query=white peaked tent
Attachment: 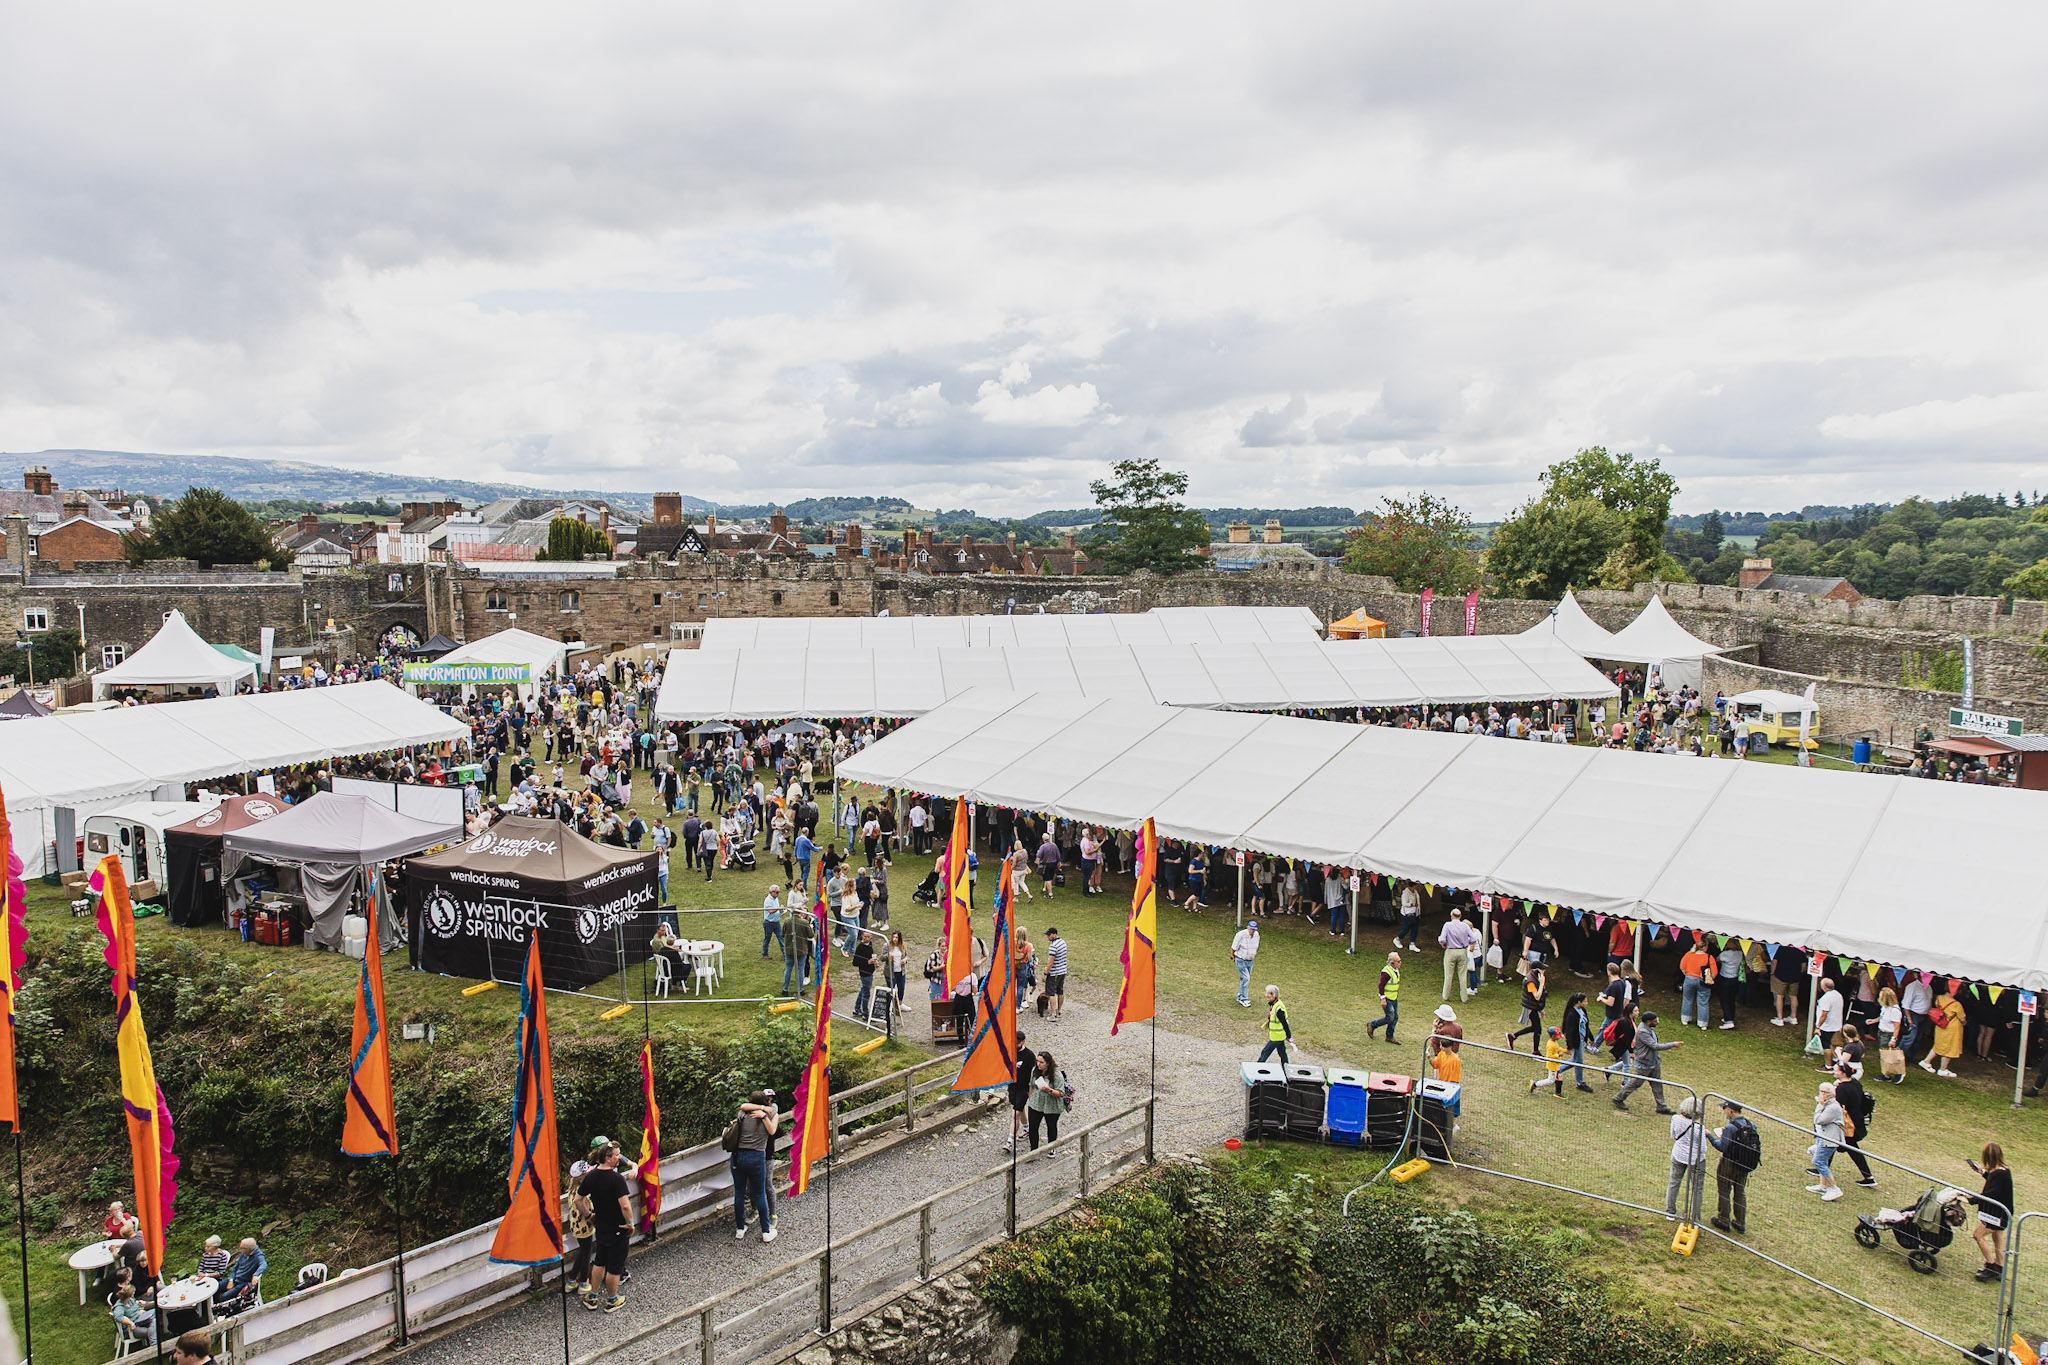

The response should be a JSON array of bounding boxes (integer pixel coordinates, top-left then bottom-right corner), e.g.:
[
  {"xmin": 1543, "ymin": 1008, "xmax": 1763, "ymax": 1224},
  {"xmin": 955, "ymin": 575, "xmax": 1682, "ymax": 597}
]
[
  {"xmin": 92, "ymin": 611, "xmax": 256, "ymax": 699},
  {"xmin": 1602, "ymin": 596, "xmax": 1724, "ymax": 689},
  {"xmin": 837, "ymin": 689, "xmax": 2048, "ymax": 990},
  {"xmin": 432, "ymin": 627, "xmax": 567, "ymax": 678},
  {"xmin": 1518, "ymin": 590, "xmax": 1621, "ymax": 658}
]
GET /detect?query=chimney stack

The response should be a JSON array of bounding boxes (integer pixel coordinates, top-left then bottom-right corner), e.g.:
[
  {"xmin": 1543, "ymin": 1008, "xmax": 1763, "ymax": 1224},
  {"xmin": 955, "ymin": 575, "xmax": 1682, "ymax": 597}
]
[
  {"xmin": 769, "ymin": 508, "xmax": 787, "ymax": 539},
  {"xmin": 1063, "ymin": 531, "xmax": 1076, "ymax": 551},
  {"xmin": 1264, "ymin": 518, "xmax": 1284, "ymax": 544},
  {"xmin": 846, "ymin": 522, "xmax": 863, "ymax": 552},
  {"xmin": 62, "ymin": 491, "xmax": 88, "ymax": 520},
  {"xmin": 653, "ymin": 492, "xmax": 682, "ymax": 525},
  {"xmin": 22, "ymin": 467, "xmax": 53, "ymax": 497},
  {"xmin": 1006, "ymin": 531, "xmax": 1016, "ymax": 549},
  {"xmin": 1739, "ymin": 557, "xmax": 1775, "ymax": 590},
  {"xmin": 1227, "ymin": 519, "xmax": 1251, "ymax": 544},
  {"xmin": 706, "ymin": 512, "xmax": 717, "ymax": 537},
  {"xmin": 299, "ymin": 512, "xmax": 319, "ymax": 534}
]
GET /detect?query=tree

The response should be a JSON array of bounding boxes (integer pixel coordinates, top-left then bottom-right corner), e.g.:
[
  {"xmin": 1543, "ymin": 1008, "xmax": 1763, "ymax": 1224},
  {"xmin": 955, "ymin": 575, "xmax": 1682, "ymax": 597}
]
[
  {"xmin": 1343, "ymin": 492, "xmax": 1480, "ymax": 593},
  {"xmin": 1486, "ymin": 448, "xmax": 1683, "ymax": 598},
  {"xmin": 2004, "ymin": 561, "xmax": 2048, "ymax": 600},
  {"xmin": 540, "ymin": 516, "xmax": 611, "ymax": 561},
  {"xmin": 9, "ymin": 627, "xmax": 83, "ymax": 684},
  {"xmin": 1484, "ymin": 498, "xmax": 1628, "ymax": 600},
  {"xmin": 1536, "ymin": 446, "xmax": 1679, "ymax": 564},
  {"xmin": 125, "ymin": 487, "xmax": 292, "ymax": 569},
  {"xmin": 1086, "ymin": 459, "xmax": 1211, "ymax": 575}
]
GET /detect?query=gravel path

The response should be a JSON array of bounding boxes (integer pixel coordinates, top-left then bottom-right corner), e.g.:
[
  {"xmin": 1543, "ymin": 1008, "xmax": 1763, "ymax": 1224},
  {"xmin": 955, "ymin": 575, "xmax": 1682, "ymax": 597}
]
[{"xmin": 403, "ymin": 983, "xmax": 1247, "ymax": 1365}]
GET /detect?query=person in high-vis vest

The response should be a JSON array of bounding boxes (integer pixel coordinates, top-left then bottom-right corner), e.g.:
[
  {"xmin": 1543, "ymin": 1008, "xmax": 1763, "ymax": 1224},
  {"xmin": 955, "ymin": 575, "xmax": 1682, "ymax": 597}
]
[
  {"xmin": 1260, "ymin": 985, "xmax": 1292, "ymax": 1064},
  {"xmin": 1367, "ymin": 951, "xmax": 1402, "ymax": 1045}
]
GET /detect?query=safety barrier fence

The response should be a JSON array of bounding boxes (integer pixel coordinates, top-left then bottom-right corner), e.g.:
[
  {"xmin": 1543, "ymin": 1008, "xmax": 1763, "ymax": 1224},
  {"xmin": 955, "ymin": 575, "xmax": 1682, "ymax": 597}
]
[
  {"xmin": 94, "ymin": 1053, "xmax": 978, "ymax": 1365},
  {"xmin": 1349, "ymin": 1035, "xmax": 2031, "ymax": 1360},
  {"xmin": 568, "ymin": 1099, "xmax": 1155, "ymax": 1365}
]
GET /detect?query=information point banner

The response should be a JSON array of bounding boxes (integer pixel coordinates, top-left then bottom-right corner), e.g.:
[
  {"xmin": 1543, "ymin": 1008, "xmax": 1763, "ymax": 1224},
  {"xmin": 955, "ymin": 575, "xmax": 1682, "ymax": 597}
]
[{"xmin": 405, "ymin": 661, "xmax": 532, "ymax": 686}]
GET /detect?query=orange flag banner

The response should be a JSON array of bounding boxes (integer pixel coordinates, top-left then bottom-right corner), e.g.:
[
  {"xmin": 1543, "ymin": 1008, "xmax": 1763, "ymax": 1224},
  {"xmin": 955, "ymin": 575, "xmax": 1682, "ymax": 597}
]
[
  {"xmin": 786, "ymin": 946, "xmax": 833, "ymax": 1198},
  {"xmin": 637, "ymin": 1041, "xmax": 661, "ymax": 1234},
  {"xmin": 952, "ymin": 854, "xmax": 1017, "ymax": 1093},
  {"xmin": 488, "ymin": 935, "xmax": 563, "ymax": 1265},
  {"xmin": 91, "ymin": 856, "xmax": 178, "ymax": 1276},
  {"xmin": 0, "ymin": 787, "xmax": 27, "ymax": 1132},
  {"xmin": 342, "ymin": 868, "xmax": 399, "ymax": 1158},
  {"xmin": 943, "ymin": 798, "xmax": 973, "ymax": 995},
  {"xmin": 1112, "ymin": 819, "xmax": 1158, "ymax": 1035}
]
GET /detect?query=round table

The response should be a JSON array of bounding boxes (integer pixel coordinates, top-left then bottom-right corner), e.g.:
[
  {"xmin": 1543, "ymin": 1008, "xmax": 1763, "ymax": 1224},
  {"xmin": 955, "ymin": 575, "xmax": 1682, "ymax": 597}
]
[
  {"xmin": 157, "ymin": 1276, "xmax": 219, "ymax": 1334},
  {"xmin": 67, "ymin": 1239, "xmax": 120, "ymax": 1305}
]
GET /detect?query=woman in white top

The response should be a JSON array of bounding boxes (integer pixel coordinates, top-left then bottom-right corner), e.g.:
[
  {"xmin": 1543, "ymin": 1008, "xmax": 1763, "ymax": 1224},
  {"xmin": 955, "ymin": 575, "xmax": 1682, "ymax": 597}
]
[{"xmin": 1010, "ymin": 842, "xmax": 1035, "ymax": 901}]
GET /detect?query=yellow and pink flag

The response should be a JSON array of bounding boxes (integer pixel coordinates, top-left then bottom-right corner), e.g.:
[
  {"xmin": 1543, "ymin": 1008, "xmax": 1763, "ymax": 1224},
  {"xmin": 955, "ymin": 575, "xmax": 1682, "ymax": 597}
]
[
  {"xmin": 91, "ymin": 855, "xmax": 179, "ymax": 1276},
  {"xmin": 0, "ymin": 788, "xmax": 27, "ymax": 1133},
  {"xmin": 1111, "ymin": 820, "xmax": 1157, "ymax": 1035}
]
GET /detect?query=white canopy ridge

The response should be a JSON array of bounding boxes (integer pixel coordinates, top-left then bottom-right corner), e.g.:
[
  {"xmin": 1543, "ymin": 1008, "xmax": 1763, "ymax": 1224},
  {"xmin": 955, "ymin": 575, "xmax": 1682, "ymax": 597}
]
[
  {"xmin": 91, "ymin": 610, "xmax": 255, "ymax": 699},
  {"xmin": 1517, "ymin": 589, "xmax": 1621, "ymax": 657},
  {"xmin": 836, "ymin": 689, "xmax": 2048, "ymax": 991},
  {"xmin": 1601, "ymin": 595, "xmax": 1724, "ymax": 666}
]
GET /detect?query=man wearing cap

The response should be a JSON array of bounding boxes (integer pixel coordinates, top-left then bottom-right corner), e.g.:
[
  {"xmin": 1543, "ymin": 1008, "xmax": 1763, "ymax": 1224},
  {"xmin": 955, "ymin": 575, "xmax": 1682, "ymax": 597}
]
[
  {"xmin": 1230, "ymin": 921, "xmax": 1261, "ymax": 1007},
  {"xmin": 1366, "ymin": 952, "xmax": 1402, "ymax": 1044},
  {"xmin": 1438, "ymin": 907, "xmax": 1480, "ymax": 1003},
  {"xmin": 1706, "ymin": 1100, "xmax": 1761, "ymax": 1234}
]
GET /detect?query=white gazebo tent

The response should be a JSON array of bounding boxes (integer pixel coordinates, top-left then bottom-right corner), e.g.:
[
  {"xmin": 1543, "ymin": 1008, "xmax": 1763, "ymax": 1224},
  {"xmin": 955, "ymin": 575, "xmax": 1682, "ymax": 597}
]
[
  {"xmin": 1517, "ymin": 589, "xmax": 1621, "ymax": 658},
  {"xmin": 1602, "ymin": 596, "xmax": 1725, "ymax": 691},
  {"xmin": 418, "ymin": 627, "xmax": 568, "ymax": 698},
  {"xmin": 91, "ymin": 611, "xmax": 256, "ymax": 699}
]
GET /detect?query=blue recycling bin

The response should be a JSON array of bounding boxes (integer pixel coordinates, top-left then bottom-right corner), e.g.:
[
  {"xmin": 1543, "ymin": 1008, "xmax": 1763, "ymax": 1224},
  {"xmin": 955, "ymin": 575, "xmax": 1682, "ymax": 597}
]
[{"xmin": 1324, "ymin": 1068, "xmax": 1368, "ymax": 1146}]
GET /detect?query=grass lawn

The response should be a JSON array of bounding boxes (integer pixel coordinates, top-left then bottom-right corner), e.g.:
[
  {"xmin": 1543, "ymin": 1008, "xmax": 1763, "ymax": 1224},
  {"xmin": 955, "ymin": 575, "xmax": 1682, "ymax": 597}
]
[{"xmin": 856, "ymin": 795, "xmax": 2039, "ymax": 1365}]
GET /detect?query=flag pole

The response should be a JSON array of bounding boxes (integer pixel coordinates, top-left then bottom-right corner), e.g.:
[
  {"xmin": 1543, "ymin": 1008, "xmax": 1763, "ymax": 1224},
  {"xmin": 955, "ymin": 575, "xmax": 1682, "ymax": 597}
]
[
  {"xmin": 14, "ymin": 1129, "xmax": 29, "ymax": 1365},
  {"xmin": 558, "ymin": 1249, "xmax": 570, "ymax": 1365},
  {"xmin": 392, "ymin": 1163, "xmax": 409, "ymax": 1348}
]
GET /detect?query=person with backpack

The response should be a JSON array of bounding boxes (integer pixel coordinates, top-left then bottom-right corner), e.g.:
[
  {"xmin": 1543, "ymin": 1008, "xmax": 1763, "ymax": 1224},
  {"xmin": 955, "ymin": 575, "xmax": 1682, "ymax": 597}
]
[
  {"xmin": 1026, "ymin": 1050, "xmax": 1067, "ymax": 1149},
  {"xmin": 1707, "ymin": 1099, "xmax": 1761, "ymax": 1234},
  {"xmin": 1833, "ymin": 1061, "xmax": 1878, "ymax": 1188},
  {"xmin": 727, "ymin": 1092, "xmax": 779, "ymax": 1242}
]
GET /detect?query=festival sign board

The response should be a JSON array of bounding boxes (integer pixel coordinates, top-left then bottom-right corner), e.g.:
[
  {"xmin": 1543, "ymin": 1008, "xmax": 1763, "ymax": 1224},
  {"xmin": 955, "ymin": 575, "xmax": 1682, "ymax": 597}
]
[
  {"xmin": 1949, "ymin": 707, "xmax": 2024, "ymax": 738},
  {"xmin": 405, "ymin": 661, "xmax": 533, "ymax": 686}
]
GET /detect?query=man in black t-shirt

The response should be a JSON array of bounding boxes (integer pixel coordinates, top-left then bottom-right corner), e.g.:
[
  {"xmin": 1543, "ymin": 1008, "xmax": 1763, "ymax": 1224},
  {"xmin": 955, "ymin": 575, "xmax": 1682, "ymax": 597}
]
[
  {"xmin": 1006, "ymin": 1035, "xmax": 1036, "ymax": 1153},
  {"xmin": 580, "ymin": 1142, "xmax": 634, "ymax": 1313}
]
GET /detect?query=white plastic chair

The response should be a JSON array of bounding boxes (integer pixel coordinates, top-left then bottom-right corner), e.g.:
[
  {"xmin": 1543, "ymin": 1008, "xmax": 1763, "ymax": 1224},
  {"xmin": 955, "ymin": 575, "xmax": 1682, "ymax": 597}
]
[{"xmin": 653, "ymin": 956, "xmax": 672, "ymax": 998}]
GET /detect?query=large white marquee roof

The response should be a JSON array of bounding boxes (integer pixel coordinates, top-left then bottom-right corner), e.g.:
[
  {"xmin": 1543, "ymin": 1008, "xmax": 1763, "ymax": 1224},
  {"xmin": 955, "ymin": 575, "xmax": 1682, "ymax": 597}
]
[
  {"xmin": 837, "ymin": 689, "xmax": 2048, "ymax": 990},
  {"xmin": 655, "ymin": 635, "xmax": 1617, "ymax": 721},
  {"xmin": 697, "ymin": 606, "xmax": 1325, "ymax": 652}
]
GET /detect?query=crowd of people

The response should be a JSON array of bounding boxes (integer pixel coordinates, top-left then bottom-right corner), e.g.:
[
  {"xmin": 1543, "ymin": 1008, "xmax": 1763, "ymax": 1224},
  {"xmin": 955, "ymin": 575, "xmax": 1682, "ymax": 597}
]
[{"xmin": 95, "ymin": 1200, "xmax": 271, "ymax": 1348}]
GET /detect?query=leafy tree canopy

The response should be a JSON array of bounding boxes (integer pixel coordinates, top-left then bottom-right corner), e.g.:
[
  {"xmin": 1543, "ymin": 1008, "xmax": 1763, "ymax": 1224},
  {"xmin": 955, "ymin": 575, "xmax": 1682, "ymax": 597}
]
[
  {"xmin": 539, "ymin": 516, "xmax": 612, "ymax": 561},
  {"xmin": 1343, "ymin": 492, "xmax": 1480, "ymax": 594},
  {"xmin": 1087, "ymin": 459, "xmax": 1212, "ymax": 575},
  {"xmin": 126, "ymin": 487, "xmax": 292, "ymax": 569},
  {"xmin": 1486, "ymin": 448, "xmax": 1685, "ymax": 598}
]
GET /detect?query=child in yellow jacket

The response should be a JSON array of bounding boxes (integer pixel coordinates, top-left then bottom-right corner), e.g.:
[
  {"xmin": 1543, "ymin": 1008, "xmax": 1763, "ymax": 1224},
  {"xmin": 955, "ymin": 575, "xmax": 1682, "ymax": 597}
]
[{"xmin": 1530, "ymin": 1026, "xmax": 1570, "ymax": 1096}]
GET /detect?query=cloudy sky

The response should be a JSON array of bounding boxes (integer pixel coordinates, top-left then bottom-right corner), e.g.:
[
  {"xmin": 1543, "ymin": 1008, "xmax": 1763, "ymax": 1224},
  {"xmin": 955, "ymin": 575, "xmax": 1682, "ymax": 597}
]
[{"xmin": 4, "ymin": 5, "xmax": 2046, "ymax": 516}]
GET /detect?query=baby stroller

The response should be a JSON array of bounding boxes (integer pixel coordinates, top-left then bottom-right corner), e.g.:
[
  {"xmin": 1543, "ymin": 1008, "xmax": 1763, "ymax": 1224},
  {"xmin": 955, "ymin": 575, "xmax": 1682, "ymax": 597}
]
[
  {"xmin": 727, "ymin": 837, "xmax": 757, "ymax": 872},
  {"xmin": 1854, "ymin": 1186, "xmax": 1967, "ymax": 1274},
  {"xmin": 912, "ymin": 869, "xmax": 942, "ymax": 906}
]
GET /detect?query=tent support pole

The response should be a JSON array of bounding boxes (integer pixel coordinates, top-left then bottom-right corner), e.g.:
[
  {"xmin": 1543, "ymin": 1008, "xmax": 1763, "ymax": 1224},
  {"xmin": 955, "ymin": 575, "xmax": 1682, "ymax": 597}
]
[
  {"xmin": 2015, "ymin": 1012, "xmax": 2032, "ymax": 1110},
  {"xmin": 1347, "ymin": 878, "xmax": 1356, "ymax": 956},
  {"xmin": 1479, "ymin": 904, "xmax": 1490, "ymax": 985},
  {"xmin": 1633, "ymin": 922, "xmax": 1643, "ymax": 973},
  {"xmin": 1235, "ymin": 858, "xmax": 1244, "ymax": 930}
]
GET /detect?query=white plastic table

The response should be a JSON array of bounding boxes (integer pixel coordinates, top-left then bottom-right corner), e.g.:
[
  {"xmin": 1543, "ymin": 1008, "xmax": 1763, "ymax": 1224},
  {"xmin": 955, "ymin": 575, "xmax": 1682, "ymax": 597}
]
[
  {"xmin": 156, "ymin": 1277, "xmax": 217, "ymax": 1313},
  {"xmin": 686, "ymin": 940, "xmax": 724, "ymax": 995},
  {"xmin": 68, "ymin": 1239, "xmax": 120, "ymax": 1305}
]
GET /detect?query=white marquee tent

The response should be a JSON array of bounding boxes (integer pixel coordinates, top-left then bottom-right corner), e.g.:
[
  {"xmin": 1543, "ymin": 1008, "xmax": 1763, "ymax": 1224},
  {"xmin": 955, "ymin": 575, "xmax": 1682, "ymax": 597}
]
[
  {"xmin": 697, "ymin": 606, "xmax": 1325, "ymax": 653},
  {"xmin": 655, "ymin": 635, "xmax": 1616, "ymax": 721},
  {"xmin": 429, "ymin": 627, "xmax": 568, "ymax": 682},
  {"xmin": 1517, "ymin": 590, "xmax": 1621, "ymax": 657},
  {"xmin": 91, "ymin": 610, "xmax": 256, "ymax": 699},
  {"xmin": 0, "ymin": 683, "xmax": 468, "ymax": 875},
  {"xmin": 1601, "ymin": 596, "xmax": 1725, "ymax": 688},
  {"xmin": 836, "ymin": 689, "xmax": 2048, "ymax": 990}
]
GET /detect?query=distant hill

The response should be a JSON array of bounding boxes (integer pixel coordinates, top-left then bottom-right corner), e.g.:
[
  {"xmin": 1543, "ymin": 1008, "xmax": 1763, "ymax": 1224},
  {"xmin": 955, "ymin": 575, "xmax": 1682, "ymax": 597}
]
[{"xmin": 0, "ymin": 449, "xmax": 701, "ymax": 513}]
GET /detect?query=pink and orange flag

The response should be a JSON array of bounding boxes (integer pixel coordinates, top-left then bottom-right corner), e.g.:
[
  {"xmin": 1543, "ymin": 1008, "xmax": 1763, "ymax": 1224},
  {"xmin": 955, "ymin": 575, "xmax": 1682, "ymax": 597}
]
[
  {"xmin": 0, "ymin": 788, "xmax": 27, "ymax": 1133},
  {"xmin": 488, "ymin": 935, "xmax": 563, "ymax": 1265},
  {"xmin": 1111, "ymin": 820, "xmax": 1157, "ymax": 1035},
  {"xmin": 942, "ymin": 798, "xmax": 973, "ymax": 995},
  {"xmin": 91, "ymin": 855, "xmax": 179, "ymax": 1276},
  {"xmin": 786, "ymin": 893, "xmax": 833, "ymax": 1198},
  {"xmin": 341, "ymin": 867, "xmax": 398, "ymax": 1158},
  {"xmin": 952, "ymin": 853, "xmax": 1016, "ymax": 1093},
  {"xmin": 637, "ymin": 1041, "xmax": 661, "ymax": 1234}
]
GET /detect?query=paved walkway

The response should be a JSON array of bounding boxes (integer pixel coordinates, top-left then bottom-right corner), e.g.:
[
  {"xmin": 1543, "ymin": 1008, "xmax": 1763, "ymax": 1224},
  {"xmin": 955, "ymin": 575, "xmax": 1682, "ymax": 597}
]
[{"xmin": 404, "ymin": 986, "xmax": 1246, "ymax": 1365}]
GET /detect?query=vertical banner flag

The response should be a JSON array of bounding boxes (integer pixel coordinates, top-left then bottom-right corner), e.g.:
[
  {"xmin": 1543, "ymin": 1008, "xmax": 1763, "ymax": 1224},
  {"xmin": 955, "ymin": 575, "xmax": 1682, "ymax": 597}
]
[
  {"xmin": 1463, "ymin": 590, "xmax": 1479, "ymax": 636},
  {"xmin": 488, "ymin": 935, "xmax": 563, "ymax": 1265},
  {"xmin": 637, "ymin": 1041, "xmax": 661, "ymax": 1234},
  {"xmin": 1963, "ymin": 636, "xmax": 1976, "ymax": 710},
  {"xmin": 943, "ymin": 797, "xmax": 973, "ymax": 996},
  {"xmin": 0, "ymin": 789, "xmax": 27, "ymax": 1132},
  {"xmin": 1112, "ymin": 820, "xmax": 1158, "ymax": 1035},
  {"xmin": 1797, "ymin": 681, "xmax": 1817, "ymax": 769},
  {"xmin": 953, "ymin": 854, "xmax": 1017, "ymax": 1092},
  {"xmin": 342, "ymin": 868, "xmax": 398, "ymax": 1157},
  {"xmin": 786, "ymin": 936, "xmax": 833, "ymax": 1197},
  {"xmin": 1418, "ymin": 587, "xmax": 1434, "ymax": 637},
  {"xmin": 91, "ymin": 856, "xmax": 178, "ymax": 1275}
]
